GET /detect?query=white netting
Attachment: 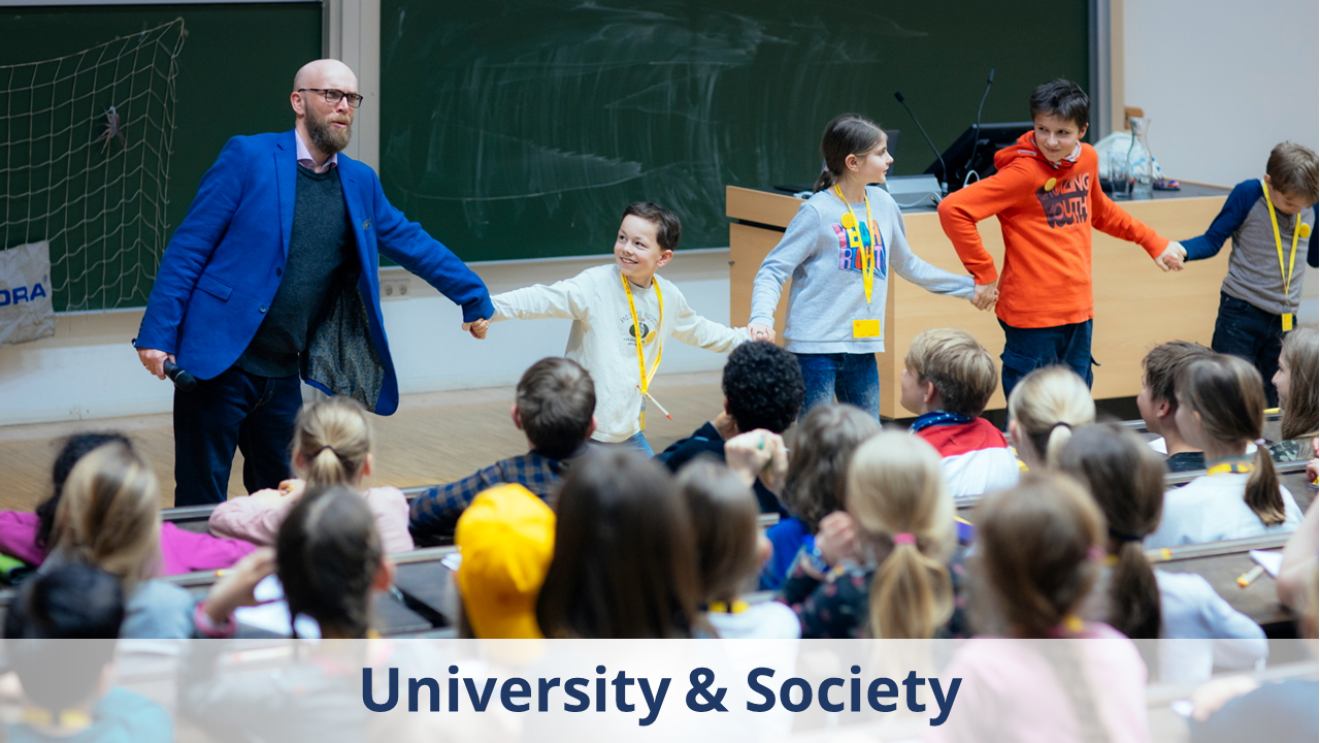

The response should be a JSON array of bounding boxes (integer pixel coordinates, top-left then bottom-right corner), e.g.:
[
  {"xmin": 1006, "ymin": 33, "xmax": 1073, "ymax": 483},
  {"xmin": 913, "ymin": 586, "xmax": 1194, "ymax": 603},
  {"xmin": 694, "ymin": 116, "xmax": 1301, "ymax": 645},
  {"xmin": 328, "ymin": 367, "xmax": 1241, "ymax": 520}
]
[{"xmin": 0, "ymin": 19, "xmax": 185, "ymax": 312}]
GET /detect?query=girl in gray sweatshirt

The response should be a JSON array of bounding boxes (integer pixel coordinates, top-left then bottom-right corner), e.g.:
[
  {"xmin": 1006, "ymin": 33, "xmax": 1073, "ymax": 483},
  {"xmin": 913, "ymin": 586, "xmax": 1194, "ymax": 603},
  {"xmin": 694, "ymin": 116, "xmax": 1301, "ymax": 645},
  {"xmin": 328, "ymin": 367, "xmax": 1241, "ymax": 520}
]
[{"xmin": 749, "ymin": 115, "xmax": 978, "ymax": 416}]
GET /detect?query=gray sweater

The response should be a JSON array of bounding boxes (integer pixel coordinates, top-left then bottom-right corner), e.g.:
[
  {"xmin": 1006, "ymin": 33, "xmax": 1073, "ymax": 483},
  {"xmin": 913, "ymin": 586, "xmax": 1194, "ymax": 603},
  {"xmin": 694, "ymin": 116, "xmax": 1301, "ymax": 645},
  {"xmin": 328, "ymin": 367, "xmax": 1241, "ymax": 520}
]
[{"xmin": 750, "ymin": 187, "xmax": 975, "ymax": 354}]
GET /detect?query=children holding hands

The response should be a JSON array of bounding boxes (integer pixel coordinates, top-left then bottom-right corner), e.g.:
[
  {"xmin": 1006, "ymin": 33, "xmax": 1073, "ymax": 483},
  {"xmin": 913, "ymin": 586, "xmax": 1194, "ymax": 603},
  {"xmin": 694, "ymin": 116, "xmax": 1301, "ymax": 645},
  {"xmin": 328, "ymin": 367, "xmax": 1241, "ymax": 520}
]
[
  {"xmin": 750, "ymin": 115, "xmax": 985, "ymax": 417},
  {"xmin": 938, "ymin": 79, "xmax": 1185, "ymax": 399},
  {"xmin": 1178, "ymin": 142, "xmax": 1318, "ymax": 405},
  {"xmin": 490, "ymin": 203, "xmax": 748, "ymax": 454}
]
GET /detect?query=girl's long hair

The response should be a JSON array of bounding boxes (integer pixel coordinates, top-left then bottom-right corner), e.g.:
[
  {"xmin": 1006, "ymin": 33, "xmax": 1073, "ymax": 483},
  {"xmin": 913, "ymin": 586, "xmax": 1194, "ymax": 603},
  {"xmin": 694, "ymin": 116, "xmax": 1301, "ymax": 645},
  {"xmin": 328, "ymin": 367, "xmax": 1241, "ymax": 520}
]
[
  {"xmin": 1178, "ymin": 355, "xmax": 1285, "ymax": 525},
  {"xmin": 536, "ymin": 450, "xmax": 701, "ymax": 638},
  {"xmin": 1057, "ymin": 423, "xmax": 1165, "ymax": 639},
  {"xmin": 848, "ymin": 432, "xmax": 956, "ymax": 639},
  {"xmin": 1279, "ymin": 325, "xmax": 1319, "ymax": 441}
]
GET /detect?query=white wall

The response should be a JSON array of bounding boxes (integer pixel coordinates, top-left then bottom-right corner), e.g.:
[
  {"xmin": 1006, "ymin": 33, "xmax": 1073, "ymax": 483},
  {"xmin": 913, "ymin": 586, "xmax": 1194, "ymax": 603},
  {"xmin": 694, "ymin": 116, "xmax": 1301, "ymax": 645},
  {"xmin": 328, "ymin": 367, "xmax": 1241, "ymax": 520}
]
[
  {"xmin": 1123, "ymin": 0, "xmax": 1318, "ymax": 188},
  {"xmin": 1123, "ymin": 0, "xmax": 1320, "ymax": 319},
  {"xmin": 0, "ymin": 251, "xmax": 733, "ymax": 425}
]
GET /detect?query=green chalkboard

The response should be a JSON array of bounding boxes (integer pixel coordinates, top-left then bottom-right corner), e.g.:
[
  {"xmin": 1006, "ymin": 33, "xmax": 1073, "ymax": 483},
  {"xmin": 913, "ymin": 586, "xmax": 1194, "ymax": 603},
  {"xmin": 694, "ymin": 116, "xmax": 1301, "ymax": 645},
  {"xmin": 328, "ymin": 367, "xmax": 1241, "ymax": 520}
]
[
  {"xmin": 0, "ymin": 3, "xmax": 321, "ymax": 311},
  {"xmin": 380, "ymin": 0, "xmax": 1089, "ymax": 262}
]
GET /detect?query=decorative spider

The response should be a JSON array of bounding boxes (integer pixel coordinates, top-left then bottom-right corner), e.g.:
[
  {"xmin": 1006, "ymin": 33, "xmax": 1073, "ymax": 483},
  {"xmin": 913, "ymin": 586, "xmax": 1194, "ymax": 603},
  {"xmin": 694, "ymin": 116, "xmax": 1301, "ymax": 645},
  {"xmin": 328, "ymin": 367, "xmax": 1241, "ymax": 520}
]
[{"xmin": 95, "ymin": 105, "xmax": 127, "ymax": 153}]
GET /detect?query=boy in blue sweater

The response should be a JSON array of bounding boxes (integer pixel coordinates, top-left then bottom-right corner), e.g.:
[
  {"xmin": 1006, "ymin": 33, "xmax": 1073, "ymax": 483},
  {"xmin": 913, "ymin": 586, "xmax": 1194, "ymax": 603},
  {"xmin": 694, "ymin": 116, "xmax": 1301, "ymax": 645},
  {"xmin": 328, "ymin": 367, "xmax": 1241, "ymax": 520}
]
[{"xmin": 1180, "ymin": 142, "xmax": 1318, "ymax": 405}]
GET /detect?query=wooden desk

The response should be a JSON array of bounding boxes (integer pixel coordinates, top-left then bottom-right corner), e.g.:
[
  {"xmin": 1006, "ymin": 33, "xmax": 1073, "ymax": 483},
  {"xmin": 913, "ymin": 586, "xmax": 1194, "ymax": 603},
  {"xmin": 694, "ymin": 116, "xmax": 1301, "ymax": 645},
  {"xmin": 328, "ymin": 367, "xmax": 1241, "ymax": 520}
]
[{"xmin": 728, "ymin": 184, "xmax": 1232, "ymax": 418}]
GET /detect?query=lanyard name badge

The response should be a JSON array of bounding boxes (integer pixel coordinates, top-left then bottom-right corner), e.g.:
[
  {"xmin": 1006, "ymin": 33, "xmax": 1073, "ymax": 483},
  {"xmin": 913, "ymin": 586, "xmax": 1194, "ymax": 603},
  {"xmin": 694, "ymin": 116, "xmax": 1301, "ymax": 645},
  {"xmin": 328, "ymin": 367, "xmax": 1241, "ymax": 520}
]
[
  {"xmin": 1262, "ymin": 180, "xmax": 1303, "ymax": 331},
  {"xmin": 834, "ymin": 185, "xmax": 880, "ymax": 339},
  {"xmin": 622, "ymin": 272, "xmax": 669, "ymax": 430}
]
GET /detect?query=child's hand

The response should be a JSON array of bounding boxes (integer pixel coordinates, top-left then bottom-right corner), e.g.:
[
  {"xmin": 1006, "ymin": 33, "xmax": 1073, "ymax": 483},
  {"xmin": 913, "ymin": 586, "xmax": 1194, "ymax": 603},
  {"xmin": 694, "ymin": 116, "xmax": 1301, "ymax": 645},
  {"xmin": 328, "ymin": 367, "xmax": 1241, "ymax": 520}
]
[
  {"xmin": 279, "ymin": 478, "xmax": 306, "ymax": 499},
  {"xmin": 724, "ymin": 430, "xmax": 789, "ymax": 493},
  {"xmin": 462, "ymin": 318, "xmax": 490, "ymax": 339},
  {"xmin": 748, "ymin": 323, "xmax": 776, "ymax": 343},
  {"xmin": 971, "ymin": 280, "xmax": 999, "ymax": 311},
  {"xmin": 815, "ymin": 511, "xmax": 858, "ymax": 567},
  {"xmin": 204, "ymin": 548, "xmax": 277, "ymax": 623},
  {"xmin": 1156, "ymin": 242, "xmax": 1187, "ymax": 272}
]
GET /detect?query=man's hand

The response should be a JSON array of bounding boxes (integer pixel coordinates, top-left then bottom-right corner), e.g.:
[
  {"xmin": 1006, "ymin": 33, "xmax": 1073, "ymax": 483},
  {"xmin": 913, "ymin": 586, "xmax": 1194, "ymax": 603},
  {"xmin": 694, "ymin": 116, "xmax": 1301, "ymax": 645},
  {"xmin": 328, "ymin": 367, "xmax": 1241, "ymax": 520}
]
[
  {"xmin": 137, "ymin": 347, "xmax": 175, "ymax": 380},
  {"xmin": 462, "ymin": 318, "xmax": 490, "ymax": 340},
  {"xmin": 748, "ymin": 323, "xmax": 776, "ymax": 343},
  {"xmin": 1156, "ymin": 241, "xmax": 1187, "ymax": 272},
  {"xmin": 971, "ymin": 279, "xmax": 999, "ymax": 312}
]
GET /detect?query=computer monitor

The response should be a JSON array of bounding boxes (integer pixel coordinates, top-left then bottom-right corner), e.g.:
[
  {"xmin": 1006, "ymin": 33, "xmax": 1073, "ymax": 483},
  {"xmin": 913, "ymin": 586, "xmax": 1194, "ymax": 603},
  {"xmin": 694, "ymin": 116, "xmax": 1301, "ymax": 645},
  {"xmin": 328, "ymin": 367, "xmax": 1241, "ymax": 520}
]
[{"xmin": 925, "ymin": 122, "xmax": 1031, "ymax": 192}]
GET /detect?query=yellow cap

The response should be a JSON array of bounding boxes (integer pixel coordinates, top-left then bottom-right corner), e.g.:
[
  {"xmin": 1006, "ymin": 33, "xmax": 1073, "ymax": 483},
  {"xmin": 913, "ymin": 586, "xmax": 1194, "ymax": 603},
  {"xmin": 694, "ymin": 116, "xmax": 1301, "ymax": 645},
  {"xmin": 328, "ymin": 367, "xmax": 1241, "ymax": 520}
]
[
  {"xmin": 840, "ymin": 212, "xmax": 857, "ymax": 230},
  {"xmin": 1044, "ymin": 177, "xmax": 1057, "ymax": 192},
  {"xmin": 455, "ymin": 484, "xmax": 555, "ymax": 639},
  {"xmin": 1300, "ymin": 222, "xmax": 1312, "ymax": 239}
]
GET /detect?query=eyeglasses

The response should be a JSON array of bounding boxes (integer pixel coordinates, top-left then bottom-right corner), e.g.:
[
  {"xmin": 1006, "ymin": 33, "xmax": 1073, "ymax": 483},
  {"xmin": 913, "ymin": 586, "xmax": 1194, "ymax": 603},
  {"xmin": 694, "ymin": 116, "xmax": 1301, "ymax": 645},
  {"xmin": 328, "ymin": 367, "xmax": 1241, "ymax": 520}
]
[{"xmin": 298, "ymin": 88, "xmax": 365, "ymax": 108}]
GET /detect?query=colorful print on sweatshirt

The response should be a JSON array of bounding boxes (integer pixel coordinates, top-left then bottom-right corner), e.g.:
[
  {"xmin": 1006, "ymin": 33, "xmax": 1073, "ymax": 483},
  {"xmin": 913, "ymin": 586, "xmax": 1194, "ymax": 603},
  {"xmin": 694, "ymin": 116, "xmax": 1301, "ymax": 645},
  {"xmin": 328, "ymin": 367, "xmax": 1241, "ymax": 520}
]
[
  {"xmin": 1037, "ymin": 172, "xmax": 1092, "ymax": 229},
  {"xmin": 832, "ymin": 220, "xmax": 888, "ymax": 280}
]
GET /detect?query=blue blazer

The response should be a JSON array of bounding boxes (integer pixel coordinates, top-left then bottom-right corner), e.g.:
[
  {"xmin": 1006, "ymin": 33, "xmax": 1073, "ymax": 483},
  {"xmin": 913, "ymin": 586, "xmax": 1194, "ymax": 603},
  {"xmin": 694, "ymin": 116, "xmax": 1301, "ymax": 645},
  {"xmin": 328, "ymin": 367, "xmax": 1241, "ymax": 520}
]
[{"xmin": 137, "ymin": 130, "xmax": 493, "ymax": 415}]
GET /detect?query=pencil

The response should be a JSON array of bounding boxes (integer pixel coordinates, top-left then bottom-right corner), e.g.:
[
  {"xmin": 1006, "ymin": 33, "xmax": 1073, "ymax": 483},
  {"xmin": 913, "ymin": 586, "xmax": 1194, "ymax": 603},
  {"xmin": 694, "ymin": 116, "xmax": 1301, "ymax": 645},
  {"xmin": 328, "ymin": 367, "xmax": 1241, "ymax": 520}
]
[
  {"xmin": 639, "ymin": 387, "xmax": 674, "ymax": 420},
  {"xmin": 1236, "ymin": 564, "xmax": 1264, "ymax": 588}
]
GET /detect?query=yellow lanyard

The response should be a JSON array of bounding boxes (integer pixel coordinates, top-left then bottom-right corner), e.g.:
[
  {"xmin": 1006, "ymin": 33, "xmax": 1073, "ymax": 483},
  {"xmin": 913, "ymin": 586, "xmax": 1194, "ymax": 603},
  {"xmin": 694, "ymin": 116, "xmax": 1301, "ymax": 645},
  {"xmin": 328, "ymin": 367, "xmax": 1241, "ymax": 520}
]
[
  {"xmin": 834, "ymin": 185, "xmax": 877, "ymax": 304},
  {"xmin": 1262, "ymin": 180, "xmax": 1301, "ymax": 331},
  {"xmin": 1207, "ymin": 460, "xmax": 1255, "ymax": 476},
  {"xmin": 622, "ymin": 272, "xmax": 664, "ymax": 428}
]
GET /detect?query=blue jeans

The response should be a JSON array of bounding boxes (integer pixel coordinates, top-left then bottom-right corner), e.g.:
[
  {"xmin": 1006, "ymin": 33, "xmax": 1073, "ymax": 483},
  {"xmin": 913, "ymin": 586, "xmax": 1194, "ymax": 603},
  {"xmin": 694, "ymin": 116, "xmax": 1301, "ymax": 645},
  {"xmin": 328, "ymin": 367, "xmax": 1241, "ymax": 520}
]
[
  {"xmin": 999, "ymin": 319, "xmax": 1095, "ymax": 402},
  {"xmin": 173, "ymin": 366, "xmax": 302, "ymax": 506},
  {"xmin": 795, "ymin": 352, "xmax": 881, "ymax": 421},
  {"xmin": 595, "ymin": 431, "xmax": 655, "ymax": 456},
  {"xmin": 1212, "ymin": 291, "xmax": 1284, "ymax": 406}
]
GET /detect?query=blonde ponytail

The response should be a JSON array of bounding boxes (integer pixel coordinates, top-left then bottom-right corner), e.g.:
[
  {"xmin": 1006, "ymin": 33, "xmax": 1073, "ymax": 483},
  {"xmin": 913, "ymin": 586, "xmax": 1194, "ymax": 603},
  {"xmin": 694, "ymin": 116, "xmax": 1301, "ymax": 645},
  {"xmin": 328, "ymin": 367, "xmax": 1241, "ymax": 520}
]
[
  {"xmin": 1007, "ymin": 367, "xmax": 1095, "ymax": 468},
  {"xmin": 847, "ymin": 432, "xmax": 955, "ymax": 639},
  {"xmin": 292, "ymin": 396, "xmax": 374, "ymax": 492}
]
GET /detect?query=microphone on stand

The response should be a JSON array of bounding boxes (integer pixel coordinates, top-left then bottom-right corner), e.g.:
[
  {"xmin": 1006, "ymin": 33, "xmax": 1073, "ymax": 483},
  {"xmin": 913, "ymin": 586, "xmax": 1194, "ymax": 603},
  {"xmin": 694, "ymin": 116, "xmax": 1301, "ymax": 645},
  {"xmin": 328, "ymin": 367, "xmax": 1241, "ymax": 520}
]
[
  {"xmin": 894, "ymin": 91, "xmax": 948, "ymax": 195},
  {"xmin": 965, "ymin": 69, "xmax": 996, "ymax": 184}
]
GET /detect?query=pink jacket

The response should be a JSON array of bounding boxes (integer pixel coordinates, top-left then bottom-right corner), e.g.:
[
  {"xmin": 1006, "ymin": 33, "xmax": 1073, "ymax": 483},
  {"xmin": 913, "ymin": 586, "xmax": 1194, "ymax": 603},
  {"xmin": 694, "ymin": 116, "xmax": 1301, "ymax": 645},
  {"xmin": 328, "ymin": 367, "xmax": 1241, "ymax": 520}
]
[
  {"xmin": 0, "ymin": 510, "xmax": 256, "ymax": 576},
  {"xmin": 209, "ymin": 486, "xmax": 415, "ymax": 554}
]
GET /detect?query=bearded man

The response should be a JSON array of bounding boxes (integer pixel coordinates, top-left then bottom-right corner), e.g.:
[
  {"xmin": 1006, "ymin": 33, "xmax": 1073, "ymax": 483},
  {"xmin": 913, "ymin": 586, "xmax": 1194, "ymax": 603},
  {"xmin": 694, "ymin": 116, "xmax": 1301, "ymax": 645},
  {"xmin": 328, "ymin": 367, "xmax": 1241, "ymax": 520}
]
[{"xmin": 136, "ymin": 59, "xmax": 492, "ymax": 506}]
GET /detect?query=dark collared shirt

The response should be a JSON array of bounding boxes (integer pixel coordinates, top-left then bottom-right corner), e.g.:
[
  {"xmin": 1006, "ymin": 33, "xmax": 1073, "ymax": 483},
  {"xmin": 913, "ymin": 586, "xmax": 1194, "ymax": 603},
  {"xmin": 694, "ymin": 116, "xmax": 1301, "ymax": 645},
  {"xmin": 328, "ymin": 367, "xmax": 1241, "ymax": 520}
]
[{"xmin": 409, "ymin": 450, "xmax": 574, "ymax": 540}]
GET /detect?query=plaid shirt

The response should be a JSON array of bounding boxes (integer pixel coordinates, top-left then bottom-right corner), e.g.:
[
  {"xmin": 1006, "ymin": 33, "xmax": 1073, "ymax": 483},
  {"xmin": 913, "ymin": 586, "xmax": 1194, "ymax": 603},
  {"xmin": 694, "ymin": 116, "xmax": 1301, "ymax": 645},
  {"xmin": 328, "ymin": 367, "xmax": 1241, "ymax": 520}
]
[{"xmin": 409, "ymin": 450, "xmax": 572, "ymax": 538}]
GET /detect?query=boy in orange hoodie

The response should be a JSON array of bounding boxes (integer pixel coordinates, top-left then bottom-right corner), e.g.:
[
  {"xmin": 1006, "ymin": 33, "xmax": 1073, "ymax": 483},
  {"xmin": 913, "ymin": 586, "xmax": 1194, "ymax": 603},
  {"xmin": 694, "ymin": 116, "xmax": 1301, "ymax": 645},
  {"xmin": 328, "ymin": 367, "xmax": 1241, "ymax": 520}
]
[{"xmin": 938, "ymin": 79, "xmax": 1186, "ymax": 398}]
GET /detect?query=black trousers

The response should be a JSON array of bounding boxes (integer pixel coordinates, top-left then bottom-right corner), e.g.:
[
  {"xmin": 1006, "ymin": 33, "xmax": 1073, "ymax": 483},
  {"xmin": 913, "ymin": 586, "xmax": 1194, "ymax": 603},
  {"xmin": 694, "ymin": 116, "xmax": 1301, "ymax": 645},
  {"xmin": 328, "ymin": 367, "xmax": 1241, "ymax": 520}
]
[
  {"xmin": 172, "ymin": 366, "xmax": 302, "ymax": 506},
  {"xmin": 1211, "ymin": 291, "xmax": 1286, "ymax": 407}
]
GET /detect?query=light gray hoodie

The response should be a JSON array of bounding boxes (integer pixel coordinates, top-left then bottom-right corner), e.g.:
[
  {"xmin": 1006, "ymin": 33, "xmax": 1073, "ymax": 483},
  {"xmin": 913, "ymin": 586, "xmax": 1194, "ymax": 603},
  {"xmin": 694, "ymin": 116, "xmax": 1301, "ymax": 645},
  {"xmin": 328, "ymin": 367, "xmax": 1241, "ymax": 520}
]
[{"xmin": 750, "ymin": 186, "xmax": 975, "ymax": 354}]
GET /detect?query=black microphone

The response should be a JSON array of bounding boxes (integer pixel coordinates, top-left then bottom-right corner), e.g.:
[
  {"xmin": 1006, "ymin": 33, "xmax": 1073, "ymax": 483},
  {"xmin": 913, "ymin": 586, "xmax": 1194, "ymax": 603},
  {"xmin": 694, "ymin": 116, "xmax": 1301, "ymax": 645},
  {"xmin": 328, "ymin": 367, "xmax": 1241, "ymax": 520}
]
[
  {"xmin": 163, "ymin": 359, "xmax": 198, "ymax": 391},
  {"xmin": 965, "ymin": 68, "xmax": 996, "ymax": 184},
  {"xmin": 894, "ymin": 91, "xmax": 948, "ymax": 194}
]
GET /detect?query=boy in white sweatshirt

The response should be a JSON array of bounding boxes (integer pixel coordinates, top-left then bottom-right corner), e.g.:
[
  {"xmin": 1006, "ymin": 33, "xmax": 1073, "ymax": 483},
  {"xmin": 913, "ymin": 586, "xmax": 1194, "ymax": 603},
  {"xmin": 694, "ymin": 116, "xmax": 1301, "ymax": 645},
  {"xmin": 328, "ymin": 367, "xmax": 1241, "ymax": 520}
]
[{"xmin": 488, "ymin": 203, "xmax": 749, "ymax": 454}]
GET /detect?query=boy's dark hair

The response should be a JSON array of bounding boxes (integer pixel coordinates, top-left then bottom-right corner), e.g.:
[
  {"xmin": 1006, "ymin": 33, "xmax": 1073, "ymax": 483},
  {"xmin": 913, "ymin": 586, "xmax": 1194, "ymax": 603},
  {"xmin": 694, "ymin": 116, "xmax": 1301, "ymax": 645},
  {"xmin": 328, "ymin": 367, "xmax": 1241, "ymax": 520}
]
[
  {"xmin": 622, "ymin": 202, "xmax": 682, "ymax": 252},
  {"xmin": 1029, "ymin": 79, "xmax": 1090, "ymax": 130},
  {"xmin": 37, "ymin": 432, "xmax": 133, "ymax": 554},
  {"xmin": 5, "ymin": 563, "xmax": 124, "ymax": 711},
  {"xmin": 517, "ymin": 357, "xmax": 596, "ymax": 460},
  {"xmin": 722, "ymin": 341, "xmax": 804, "ymax": 433},
  {"xmin": 904, "ymin": 328, "xmax": 997, "ymax": 417},
  {"xmin": 1266, "ymin": 142, "xmax": 1319, "ymax": 202},
  {"xmin": 815, "ymin": 113, "xmax": 885, "ymax": 193},
  {"xmin": 277, "ymin": 486, "xmax": 383, "ymax": 639},
  {"xmin": 1142, "ymin": 340, "xmax": 1212, "ymax": 410}
]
